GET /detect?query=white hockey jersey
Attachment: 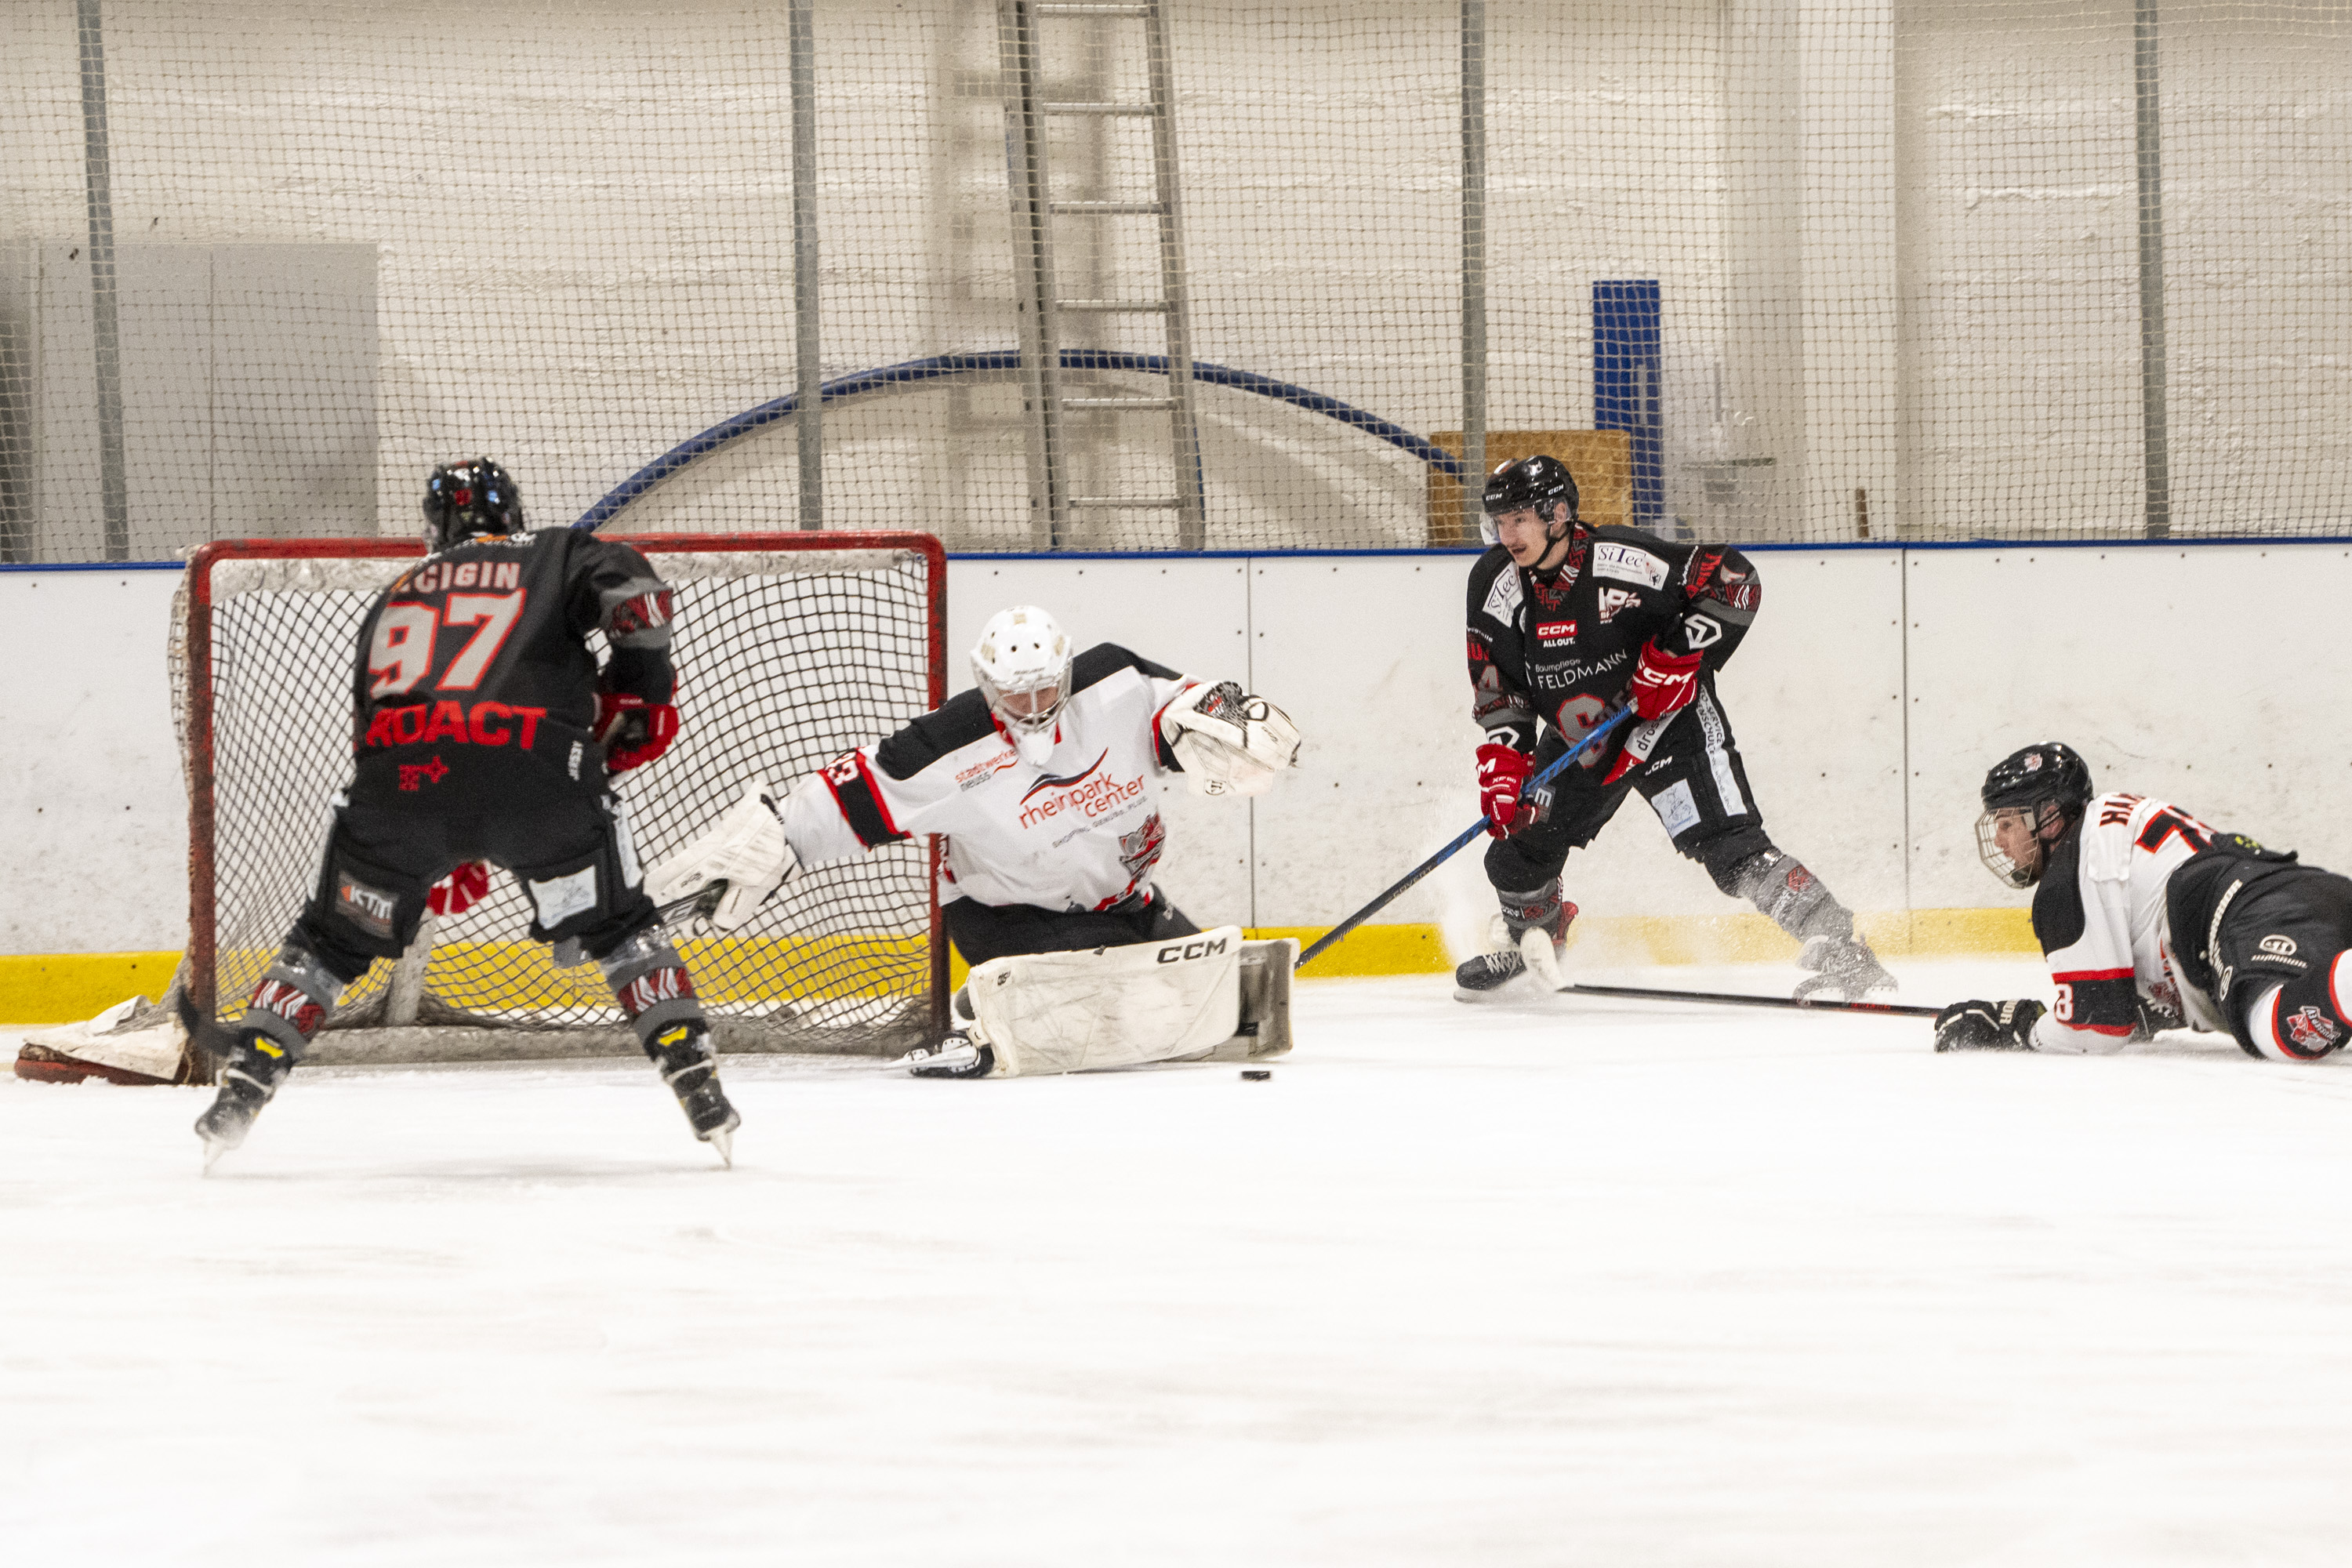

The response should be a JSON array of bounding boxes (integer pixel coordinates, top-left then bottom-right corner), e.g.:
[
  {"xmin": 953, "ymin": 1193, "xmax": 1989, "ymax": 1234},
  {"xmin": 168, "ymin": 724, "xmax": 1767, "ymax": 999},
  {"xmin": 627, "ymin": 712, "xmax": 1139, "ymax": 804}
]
[
  {"xmin": 2027, "ymin": 791, "xmax": 2222, "ymax": 1053},
  {"xmin": 779, "ymin": 644, "xmax": 1196, "ymax": 912}
]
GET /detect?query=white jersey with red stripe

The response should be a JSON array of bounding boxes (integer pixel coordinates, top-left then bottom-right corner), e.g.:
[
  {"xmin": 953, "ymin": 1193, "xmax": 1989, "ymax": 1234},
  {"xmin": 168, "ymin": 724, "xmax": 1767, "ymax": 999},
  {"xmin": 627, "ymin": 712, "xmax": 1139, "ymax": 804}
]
[
  {"xmin": 777, "ymin": 644, "xmax": 1195, "ymax": 913},
  {"xmin": 2027, "ymin": 791, "xmax": 2222, "ymax": 1052}
]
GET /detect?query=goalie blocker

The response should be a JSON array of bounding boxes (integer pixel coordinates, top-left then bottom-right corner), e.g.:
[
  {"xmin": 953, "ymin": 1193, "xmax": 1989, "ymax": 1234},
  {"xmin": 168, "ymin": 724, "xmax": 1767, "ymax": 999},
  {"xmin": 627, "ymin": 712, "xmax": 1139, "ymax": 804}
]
[{"xmin": 902, "ymin": 927, "xmax": 1296, "ymax": 1080}]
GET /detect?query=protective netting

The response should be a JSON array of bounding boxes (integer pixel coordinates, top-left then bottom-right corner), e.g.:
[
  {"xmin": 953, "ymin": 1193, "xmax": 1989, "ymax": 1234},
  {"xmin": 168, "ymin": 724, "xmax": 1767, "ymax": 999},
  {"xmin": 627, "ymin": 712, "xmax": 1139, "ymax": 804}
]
[
  {"xmin": 5, "ymin": 1, "xmax": 2349, "ymax": 560},
  {"xmin": 184, "ymin": 539, "xmax": 942, "ymax": 1058}
]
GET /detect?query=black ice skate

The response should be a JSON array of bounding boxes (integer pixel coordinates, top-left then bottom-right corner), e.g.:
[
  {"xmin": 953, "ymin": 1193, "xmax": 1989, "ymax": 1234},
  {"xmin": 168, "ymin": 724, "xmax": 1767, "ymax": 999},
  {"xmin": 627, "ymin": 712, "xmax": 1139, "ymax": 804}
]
[
  {"xmin": 193, "ymin": 1033, "xmax": 293, "ymax": 1173},
  {"xmin": 1454, "ymin": 947, "xmax": 1528, "ymax": 997},
  {"xmin": 648, "ymin": 1024, "xmax": 739, "ymax": 1166},
  {"xmin": 899, "ymin": 1032, "xmax": 995, "ymax": 1080},
  {"xmin": 1794, "ymin": 935, "xmax": 1896, "ymax": 1002}
]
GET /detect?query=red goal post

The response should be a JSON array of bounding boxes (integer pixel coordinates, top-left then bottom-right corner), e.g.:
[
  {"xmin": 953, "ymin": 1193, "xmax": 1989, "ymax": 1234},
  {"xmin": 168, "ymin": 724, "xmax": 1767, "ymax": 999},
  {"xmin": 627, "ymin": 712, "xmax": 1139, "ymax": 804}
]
[{"xmin": 178, "ymin": 532, "xmax": 949, "ymax": 1065}]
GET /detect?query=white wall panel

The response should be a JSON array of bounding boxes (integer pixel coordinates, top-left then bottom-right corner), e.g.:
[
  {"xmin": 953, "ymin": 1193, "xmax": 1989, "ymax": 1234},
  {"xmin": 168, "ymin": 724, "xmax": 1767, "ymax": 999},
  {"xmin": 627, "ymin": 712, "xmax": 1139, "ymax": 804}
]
[
  {"xmin": 0, "ymin": 571, "xmax": 187, "ymax": 954},
  {"xmin": 1906, "ymin": 543, "xmax": 2352, "ymax": 909},
  {"xmin": 1246, "ymin": 555, "xmax": 1485, "ymax": 927}
]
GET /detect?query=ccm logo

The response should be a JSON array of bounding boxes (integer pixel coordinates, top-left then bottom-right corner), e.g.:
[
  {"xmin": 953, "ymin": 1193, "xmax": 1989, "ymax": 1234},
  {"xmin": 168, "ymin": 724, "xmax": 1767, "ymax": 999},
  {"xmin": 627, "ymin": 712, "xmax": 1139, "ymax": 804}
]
[
  {"xmin": 1535, "ymin": 619, "xmax": 1577, "ymax": 641},
  {"xmin": 1156, "ymin": 937, "xmax": 1231, "ymax": 964}
]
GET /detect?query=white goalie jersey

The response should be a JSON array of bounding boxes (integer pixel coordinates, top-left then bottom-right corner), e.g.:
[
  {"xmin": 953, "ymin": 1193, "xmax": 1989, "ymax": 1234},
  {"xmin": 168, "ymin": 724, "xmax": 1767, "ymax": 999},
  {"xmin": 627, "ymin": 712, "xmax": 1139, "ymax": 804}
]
[{"xmin": 780, "ymin": 644, "xmax": 1195, "ymax": 912}]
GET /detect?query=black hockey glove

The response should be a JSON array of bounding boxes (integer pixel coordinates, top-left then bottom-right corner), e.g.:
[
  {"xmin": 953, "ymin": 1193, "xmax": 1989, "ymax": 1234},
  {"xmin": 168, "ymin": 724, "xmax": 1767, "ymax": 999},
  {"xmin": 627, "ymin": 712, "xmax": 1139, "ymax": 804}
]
[{"xmin": 1933, "ymin": 998, "xmax": 2045, "ymax": 1053}]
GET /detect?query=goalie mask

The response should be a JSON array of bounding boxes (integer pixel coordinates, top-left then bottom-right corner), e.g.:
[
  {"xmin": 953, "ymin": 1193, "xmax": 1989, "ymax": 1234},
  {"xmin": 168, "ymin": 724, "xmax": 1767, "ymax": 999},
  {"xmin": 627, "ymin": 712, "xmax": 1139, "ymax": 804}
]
[
  {"xmin": 1974, "ymin": 742, "xmax": 2094, "ymax": 888},
  {"xmin": 1479, "ymin": 454, "xmax": 1579, "ymax": 548},
  {"xmin": 421, "ymin": 459, "xmax": 524, "ymax": 551},
  {"xmin": 972, "ymin": 605, "xmax": 1073, "ymax": 767}
]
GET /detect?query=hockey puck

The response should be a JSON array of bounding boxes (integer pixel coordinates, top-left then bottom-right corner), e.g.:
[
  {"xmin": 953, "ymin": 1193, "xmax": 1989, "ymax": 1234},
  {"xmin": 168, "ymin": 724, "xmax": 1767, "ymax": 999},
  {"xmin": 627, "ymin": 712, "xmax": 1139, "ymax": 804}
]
[{"xmin": 1240, "ymin": 1069, "xmax": 1272, "ymax": 1081}]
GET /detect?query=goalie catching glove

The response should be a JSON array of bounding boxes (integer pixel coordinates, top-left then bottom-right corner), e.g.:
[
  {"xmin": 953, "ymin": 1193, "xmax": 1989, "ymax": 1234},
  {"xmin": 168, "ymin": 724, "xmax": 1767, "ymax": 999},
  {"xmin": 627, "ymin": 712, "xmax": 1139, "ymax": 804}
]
[
  {"xmin": 645, "ymin": 779, "xmax": 797, "ymax": 931},
  {"xmin": 1158, "ymin": 681, "xmax": 1302, "ymax": 797}
]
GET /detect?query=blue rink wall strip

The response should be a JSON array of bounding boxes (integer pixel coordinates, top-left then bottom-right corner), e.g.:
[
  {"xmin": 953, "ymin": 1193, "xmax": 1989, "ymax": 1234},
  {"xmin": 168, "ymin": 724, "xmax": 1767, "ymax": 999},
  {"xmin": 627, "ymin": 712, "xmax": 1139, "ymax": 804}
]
[{"xmin": 9, "ymin": 534, "xmax": 2352, "ymax": 575}]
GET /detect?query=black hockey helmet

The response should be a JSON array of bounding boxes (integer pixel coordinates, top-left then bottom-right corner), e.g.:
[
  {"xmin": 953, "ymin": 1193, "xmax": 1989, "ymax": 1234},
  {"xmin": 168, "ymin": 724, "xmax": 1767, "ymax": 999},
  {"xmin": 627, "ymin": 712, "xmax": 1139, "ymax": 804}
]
[
  {"xmin": 1481, "ymin": 454, "xmax": 1579, "ymax": 535},
  {"xmin": 421, "ymin": 459, "xmax": 524, "ymax": 550},
  {"xmin": 1976, "ymin": 742, "xmax": 2094, "ymax": 887}
]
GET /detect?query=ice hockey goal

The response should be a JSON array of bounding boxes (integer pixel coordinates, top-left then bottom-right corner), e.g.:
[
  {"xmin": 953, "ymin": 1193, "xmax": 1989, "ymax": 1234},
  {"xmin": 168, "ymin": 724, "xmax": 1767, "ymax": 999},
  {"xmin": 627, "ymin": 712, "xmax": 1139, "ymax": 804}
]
[{"xmin": 176, "ymin": 532, "xmax": 948, "ymax": 1067}]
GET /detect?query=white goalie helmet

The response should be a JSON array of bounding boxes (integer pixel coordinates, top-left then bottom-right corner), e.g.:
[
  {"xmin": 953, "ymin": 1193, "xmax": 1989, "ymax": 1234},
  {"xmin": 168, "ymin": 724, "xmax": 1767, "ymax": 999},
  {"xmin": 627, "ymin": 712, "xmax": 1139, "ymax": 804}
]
[{"xmin": 972, "ymin": 605, "xmax": 1073, "ymax": 765}]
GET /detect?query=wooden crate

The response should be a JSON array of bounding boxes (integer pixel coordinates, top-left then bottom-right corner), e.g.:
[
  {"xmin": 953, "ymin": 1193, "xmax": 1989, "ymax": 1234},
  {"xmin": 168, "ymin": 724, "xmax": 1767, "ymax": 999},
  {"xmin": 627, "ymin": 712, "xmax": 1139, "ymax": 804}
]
[{"xmin": 1426, "ymin": 429, "xmax": 1633, "ymax": 546}]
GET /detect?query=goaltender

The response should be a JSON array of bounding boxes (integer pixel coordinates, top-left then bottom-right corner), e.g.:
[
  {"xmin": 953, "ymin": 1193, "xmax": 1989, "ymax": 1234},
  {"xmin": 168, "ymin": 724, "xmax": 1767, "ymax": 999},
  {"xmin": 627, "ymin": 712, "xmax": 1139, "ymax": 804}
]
[{"xmin": 650, "ymin": 606, "xmax": 1301, "ymax": 1078}]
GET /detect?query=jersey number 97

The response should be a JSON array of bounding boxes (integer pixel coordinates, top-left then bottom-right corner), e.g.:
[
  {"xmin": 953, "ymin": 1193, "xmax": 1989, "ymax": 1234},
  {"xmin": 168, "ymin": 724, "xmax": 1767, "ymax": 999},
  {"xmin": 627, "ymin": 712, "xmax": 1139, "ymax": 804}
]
[{"xmin": 368, "ymin": 593, "xmax": 528, "ymax": 699}]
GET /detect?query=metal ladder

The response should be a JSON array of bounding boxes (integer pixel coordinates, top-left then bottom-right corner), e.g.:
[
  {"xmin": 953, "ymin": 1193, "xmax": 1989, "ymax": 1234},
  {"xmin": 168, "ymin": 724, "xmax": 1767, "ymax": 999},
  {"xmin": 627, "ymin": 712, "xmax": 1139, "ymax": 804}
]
[{"xmin": 998, "ymin": 0, "xmax": 1204, "ymax": 549}]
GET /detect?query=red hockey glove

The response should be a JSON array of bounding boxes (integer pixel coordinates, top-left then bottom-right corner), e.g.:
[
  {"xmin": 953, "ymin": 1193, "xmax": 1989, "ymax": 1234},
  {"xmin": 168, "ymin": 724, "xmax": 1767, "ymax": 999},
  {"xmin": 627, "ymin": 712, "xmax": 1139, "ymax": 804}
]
[
  {"xmin": 1476, "ymin": 742, "xmax": 1534, "ymax": 837},
  {"xmin": 594, "ymin": 690, "xmax": 680, "ymax": 774},
  {"xmin": 426, "ymin": 861, "xmax": 490, "ymax": 917},
  {"xmin": 1628, "ymin": 640, "xmax": 1704, "ymax": 722}
]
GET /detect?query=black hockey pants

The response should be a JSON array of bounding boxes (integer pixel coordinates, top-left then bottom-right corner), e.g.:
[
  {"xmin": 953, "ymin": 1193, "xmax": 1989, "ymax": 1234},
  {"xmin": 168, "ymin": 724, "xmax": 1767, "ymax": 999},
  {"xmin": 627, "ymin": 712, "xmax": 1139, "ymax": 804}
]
[
  {"xmin": 293, "ymin": 737, "xmax": 655, "ymax": 985},
  {"xmin": 945, "ymin": 888, "xmax": 1199, "ymax": 969}
]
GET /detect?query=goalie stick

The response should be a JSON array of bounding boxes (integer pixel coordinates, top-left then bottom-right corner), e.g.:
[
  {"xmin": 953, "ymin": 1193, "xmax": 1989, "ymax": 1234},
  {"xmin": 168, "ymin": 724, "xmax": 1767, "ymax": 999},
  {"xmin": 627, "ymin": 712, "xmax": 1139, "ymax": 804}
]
[
  {"xmin": 1567, "ymin": 982, "xmax": 1940, "ymax": 1019},
  {"xmin": 1298, "ymin": 706, "xmax": 1634, "ymax": 971}
]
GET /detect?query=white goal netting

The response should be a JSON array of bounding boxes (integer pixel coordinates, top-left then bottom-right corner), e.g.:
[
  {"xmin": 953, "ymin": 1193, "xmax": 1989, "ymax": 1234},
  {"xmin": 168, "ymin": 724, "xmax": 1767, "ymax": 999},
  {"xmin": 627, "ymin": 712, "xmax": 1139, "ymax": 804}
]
[
  {"xmin": 3, "ymin": 0, "xmax": 2348, "ymax": 559},
  {"xmin": 177, "ymin": 535, "xmax": 946, "ymax": 1063}
]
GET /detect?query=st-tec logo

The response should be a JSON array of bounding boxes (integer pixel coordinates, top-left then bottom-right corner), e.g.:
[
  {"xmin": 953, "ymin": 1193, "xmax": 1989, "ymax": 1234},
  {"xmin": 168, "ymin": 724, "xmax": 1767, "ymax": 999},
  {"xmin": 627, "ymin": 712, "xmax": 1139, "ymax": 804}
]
[
  {"xmin": 1535, "ymin": 619, "xmax": 1577, "ymax": 641},
  {"xmin": 1156, "ymin": 935, "xmax": 1230, "ymax": 964}
]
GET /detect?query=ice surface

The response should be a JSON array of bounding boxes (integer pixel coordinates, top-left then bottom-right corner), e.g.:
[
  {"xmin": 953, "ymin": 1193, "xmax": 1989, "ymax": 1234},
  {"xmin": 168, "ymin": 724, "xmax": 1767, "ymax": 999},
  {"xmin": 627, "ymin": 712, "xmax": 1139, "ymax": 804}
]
[{"xmin": 9, "ymin": 958, "xmax": 2352, "ymax": 1566}]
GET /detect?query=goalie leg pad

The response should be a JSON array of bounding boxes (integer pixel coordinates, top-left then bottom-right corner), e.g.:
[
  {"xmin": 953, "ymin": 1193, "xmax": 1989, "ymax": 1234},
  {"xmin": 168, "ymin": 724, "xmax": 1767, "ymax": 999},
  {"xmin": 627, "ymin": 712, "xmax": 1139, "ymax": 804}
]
[
  {"xmin": 966, "ymin": 926, "xmax": 1248, "ymax": 1076},
  {"xmin": 1201, "ymin": 938, "xmax": 1297, "ymax": 1062}
]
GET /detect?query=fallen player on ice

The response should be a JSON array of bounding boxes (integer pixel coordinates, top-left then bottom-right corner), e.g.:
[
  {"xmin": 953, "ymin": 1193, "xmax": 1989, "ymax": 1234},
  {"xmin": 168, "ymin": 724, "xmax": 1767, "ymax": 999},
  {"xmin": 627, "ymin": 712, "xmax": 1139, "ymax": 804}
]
[{"xmin": 1935, "ymin": 740, "xmax": 2352, "ymax": 1062}]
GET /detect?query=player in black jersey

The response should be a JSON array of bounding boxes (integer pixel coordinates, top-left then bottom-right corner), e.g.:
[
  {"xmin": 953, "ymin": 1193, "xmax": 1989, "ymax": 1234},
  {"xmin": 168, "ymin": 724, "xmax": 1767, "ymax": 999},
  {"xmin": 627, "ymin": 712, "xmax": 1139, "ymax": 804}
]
[
  {"xmin": 190, "ymin": 459, "xmax": 740, "ymax": 1167},
  {"xmin": 1935, "ymin": 742, "xmax": 2352, "ymax": 1062},
  {"xmin": 1454, "ymin": 455, "xmax": 1891, "ymax": 1001}
]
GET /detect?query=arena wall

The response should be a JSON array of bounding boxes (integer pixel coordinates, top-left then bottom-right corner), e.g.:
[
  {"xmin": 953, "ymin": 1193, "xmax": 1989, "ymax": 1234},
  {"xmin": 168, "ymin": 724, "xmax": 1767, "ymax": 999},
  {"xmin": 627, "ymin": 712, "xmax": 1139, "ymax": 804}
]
[{"xmin": 3, "ymin": 539, "xmax": 2346, "ymax": 1015}]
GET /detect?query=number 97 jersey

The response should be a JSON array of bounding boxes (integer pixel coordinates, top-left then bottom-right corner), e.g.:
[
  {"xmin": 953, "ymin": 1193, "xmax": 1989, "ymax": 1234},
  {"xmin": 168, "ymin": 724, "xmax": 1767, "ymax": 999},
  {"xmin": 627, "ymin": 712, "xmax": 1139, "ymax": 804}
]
[
  {"xmin": 352, "ymin": 528, "xmax": 675, "ymax": 775},
  {"xmin": 2030, "ymin": 791, "xmax": 2220, "ymax": 1051}
]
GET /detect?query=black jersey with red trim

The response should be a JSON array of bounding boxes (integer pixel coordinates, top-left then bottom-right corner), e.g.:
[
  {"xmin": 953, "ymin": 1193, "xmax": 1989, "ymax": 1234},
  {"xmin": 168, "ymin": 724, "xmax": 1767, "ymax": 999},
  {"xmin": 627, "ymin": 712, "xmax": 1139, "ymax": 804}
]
[
  {"xmin": 1465, "ymin": 525, "xmax": 1759, "ymax": 768},
  {"xmin": 776, "ymin": 644, "xmax": 1195, "ymax": 912},
  {"xmin": 350, "ymin": 528, "xmax": 674, "ymax": 764}
]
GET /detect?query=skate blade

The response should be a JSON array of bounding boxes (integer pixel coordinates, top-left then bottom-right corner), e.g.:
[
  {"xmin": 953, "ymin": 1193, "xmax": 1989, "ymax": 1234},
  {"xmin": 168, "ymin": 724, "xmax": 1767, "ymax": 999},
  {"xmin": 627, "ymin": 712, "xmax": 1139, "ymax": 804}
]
[
  {"xmin": 200, "ymin": 1135, "xmax": 233, "ymax": 1175},
  {"xmin": 702, "ymin": 1125, "xmax": 735, "ymax": 1169},
  {"xmin": 1519, "ymin": 927, "xmax": 1569, "ymax": 992},
  {"xmin": 892, "ymin": 1040, "xmax": 984, "ymax": 1076}
]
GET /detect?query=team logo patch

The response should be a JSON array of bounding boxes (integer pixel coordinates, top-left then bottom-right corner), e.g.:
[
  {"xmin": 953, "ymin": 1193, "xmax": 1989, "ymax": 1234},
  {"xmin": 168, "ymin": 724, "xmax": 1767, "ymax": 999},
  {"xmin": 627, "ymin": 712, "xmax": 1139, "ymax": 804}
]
[
  {"xmin": 1536, "ymin": 619, "xmax": 1577, "ymax": 642},
  {"xmin": 2023, "ymin": 753, "xmax": 2044, "ymax": 773},
  {"xmin": 397, "ymin": 754, "xmax": 450, "ymax": 792},
  {"xmin": 1593, "ymin": 542, "xmax": 1668, "ymax": 590},
  {"xmin": 1596, "ymin": 586, "xmax": 1638, "ymax": 623},
  {"xmin": 2285, "ymin": 1004, "xmax": 2341, "ymax": 1054},
  {"xmin": 334, "ymin": 872, "xmax": 398, "ymax": 938},
  {"xmin": 1119, "ymin": 812, "xmax": 1167, "ymax": 883},
  {"xmin": 2259, "ymin": 935, "xmax": 2299, "ymax": 957}
]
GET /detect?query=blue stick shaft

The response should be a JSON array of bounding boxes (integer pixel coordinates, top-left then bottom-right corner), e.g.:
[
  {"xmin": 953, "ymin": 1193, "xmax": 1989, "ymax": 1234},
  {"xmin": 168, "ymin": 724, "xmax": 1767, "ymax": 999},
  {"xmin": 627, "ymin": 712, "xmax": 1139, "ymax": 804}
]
[{"xmin": 1296, "ymin": 705, "xmax": 1634, "ymax": 970}]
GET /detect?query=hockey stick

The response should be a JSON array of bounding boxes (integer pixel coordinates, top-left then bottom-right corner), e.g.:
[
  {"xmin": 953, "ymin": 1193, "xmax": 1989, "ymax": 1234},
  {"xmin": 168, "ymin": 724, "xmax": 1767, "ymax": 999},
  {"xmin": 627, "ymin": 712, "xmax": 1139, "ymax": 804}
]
[
  {"xmin": 1566, "ymin": 982, "xmax": 1940, "ymax": 1019},
  {"xmin": 1298, "ymin": 705, "xmax": 1635, "ymax": 971}
]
